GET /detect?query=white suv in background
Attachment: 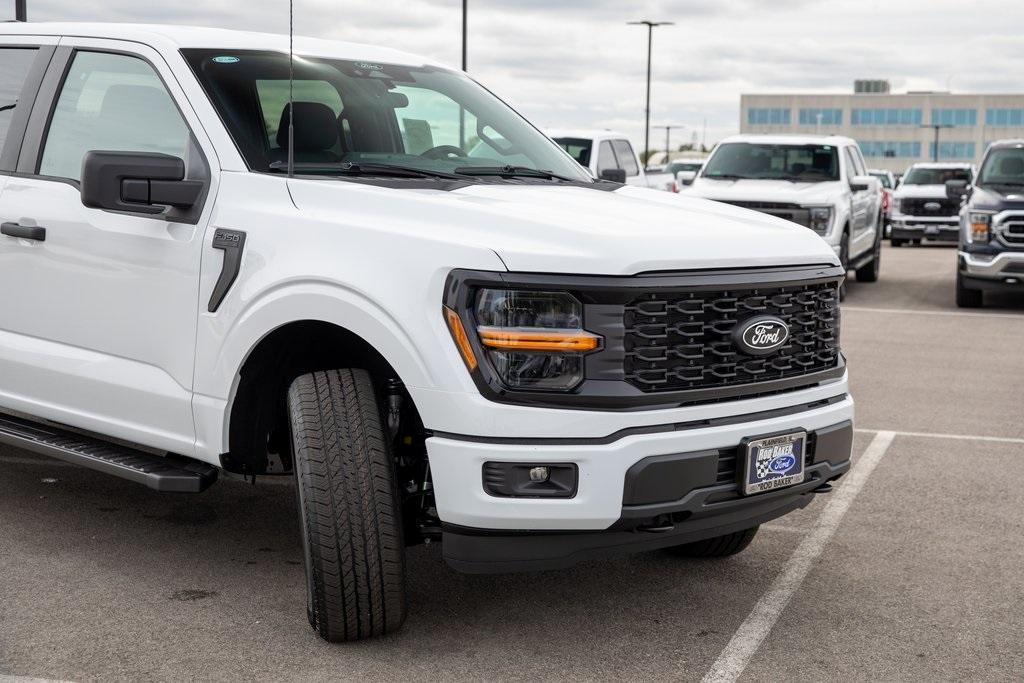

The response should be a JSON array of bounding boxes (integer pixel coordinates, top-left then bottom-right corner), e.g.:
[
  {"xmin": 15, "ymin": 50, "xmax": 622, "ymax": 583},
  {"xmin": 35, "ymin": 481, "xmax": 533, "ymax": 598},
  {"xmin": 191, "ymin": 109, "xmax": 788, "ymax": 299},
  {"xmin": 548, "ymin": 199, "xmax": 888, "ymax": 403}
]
[
  {"xmin": 890, "ymin": 162, "xmax": 975, "ymax": 246},
  {"xmin": 686, "ymin": 135, "xmax": 883, "ymax": 296}
]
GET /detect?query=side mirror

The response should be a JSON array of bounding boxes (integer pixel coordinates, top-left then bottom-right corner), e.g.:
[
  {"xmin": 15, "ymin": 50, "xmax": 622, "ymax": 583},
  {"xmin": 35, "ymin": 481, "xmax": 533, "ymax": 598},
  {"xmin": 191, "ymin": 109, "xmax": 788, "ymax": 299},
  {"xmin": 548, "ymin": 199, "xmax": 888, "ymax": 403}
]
[
  {"xmin": 81, "ymin": 151, "xmax": 203, "ymax": 215},
  {"xmin": 849, "ymin": 175, "xmax": 873, "ymax": 192},
  {"xmin": 946, "ymin": 179, "xmax": 970, "ymax": 200},
  {"xmin": 600, "ymin": 168, "xmax": 627, "ymax": 183}
]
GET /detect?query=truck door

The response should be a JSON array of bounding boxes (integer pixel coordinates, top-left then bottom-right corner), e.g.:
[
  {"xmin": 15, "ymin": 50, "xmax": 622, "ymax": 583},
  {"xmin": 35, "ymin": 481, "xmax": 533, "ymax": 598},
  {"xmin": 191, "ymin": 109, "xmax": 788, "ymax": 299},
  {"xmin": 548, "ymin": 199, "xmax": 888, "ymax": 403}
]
[{"xmin": 0, "ymin": 39, "xmax": 218, "ymax": 455}]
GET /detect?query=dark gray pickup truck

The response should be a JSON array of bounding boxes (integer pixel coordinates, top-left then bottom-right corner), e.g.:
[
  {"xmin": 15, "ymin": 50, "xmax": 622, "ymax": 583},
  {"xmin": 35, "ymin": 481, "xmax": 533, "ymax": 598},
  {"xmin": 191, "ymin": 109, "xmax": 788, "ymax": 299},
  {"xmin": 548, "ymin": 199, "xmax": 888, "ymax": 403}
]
[{"xmin": 951, "ymin": 140, "xmax": 1024, "ymax": 307}]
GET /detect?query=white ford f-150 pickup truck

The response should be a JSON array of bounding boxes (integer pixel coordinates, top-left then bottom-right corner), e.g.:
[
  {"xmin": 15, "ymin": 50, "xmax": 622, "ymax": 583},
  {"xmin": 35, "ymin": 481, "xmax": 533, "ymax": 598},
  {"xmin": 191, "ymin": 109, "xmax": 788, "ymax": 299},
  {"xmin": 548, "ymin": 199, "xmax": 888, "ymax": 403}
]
[
  {"xmin": 0, "ymin": 24, "xmax": 853, "ymax": 642},
  {"xmin": 686, "ymin": 135, "xmax": 883, "ymax": 297},
  {"xmin": 890, "ymin": 162, "xmax": 975, "ymax": 246},
  {"xmin": 550, "ymin": 129, "xmax": 677, "ymax": 191}
]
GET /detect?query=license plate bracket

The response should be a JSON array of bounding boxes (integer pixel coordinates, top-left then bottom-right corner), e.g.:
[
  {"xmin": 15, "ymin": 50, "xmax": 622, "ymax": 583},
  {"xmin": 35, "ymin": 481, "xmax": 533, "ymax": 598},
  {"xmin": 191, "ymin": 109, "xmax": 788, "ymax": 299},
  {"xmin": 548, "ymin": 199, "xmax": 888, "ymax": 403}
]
[{"xmin": 740, "ymin": 430, "xmax": 806, "ymax": 495}]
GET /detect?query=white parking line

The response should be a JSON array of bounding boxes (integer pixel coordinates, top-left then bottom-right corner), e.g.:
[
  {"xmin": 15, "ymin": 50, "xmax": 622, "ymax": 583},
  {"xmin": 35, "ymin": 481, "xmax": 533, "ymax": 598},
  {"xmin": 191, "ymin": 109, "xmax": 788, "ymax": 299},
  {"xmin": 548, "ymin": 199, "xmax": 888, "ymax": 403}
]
[
  {"xmin": 0, "ymin": 676, "xmax": 74, "ymax": 683},
  {"xmin": 855, "ymin": 428, "xmax": 1024, "ymax": 445},
  {"xmin": 701, "ymin": 430, "xmax": 897, "ymax": 683},
  {"xmin": 843, "ymin": 306, "xmax": 1024, "ymax": 320}
]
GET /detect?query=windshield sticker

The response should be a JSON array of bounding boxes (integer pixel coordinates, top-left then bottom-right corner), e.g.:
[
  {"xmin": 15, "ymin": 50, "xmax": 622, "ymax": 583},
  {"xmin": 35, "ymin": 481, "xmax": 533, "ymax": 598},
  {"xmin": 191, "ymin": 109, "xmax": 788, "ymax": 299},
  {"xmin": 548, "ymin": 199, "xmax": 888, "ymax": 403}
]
[
  {"xmin": 212, "ymin": 56, "xmax": 240, "ymax": 64},
  {"xmin": 355, "ymin": 62, "xmax": 384, "ymax": 71}
]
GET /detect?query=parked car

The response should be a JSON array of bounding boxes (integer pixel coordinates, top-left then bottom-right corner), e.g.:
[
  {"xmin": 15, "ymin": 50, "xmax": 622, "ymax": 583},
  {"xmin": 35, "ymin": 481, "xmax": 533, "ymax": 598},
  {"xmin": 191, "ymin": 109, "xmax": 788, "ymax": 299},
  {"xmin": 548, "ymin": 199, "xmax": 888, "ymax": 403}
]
[
  {"xmin": 0, "ymin": 23, "xmax": 853, "ymax": 642},
  {"xmin": 868, "ymin": 168, "xmax": 896, "ymax": 236},
  {"xmin": 549, "ymin": 129, "xmax": 676, "ymax": 191},
  {"xmin": 687, "ymin": 134, "xmax": 883, "ymax": 298},
  {"xmin": 950, "ymin": 140, "xmax": 1024, "ymax": 307},
  {"xmin": 666, "ymin": 158, "xmax": 707, "ymax": 186},
  {"xmin": 890, "ymin": 162, "xmax": 975, "ymax": 246}
]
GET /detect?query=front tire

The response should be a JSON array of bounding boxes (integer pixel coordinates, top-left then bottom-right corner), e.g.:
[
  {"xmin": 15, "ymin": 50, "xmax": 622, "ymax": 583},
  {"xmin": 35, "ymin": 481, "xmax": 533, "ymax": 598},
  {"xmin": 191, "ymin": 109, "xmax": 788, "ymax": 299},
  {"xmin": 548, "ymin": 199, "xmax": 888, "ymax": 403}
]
[
  {"xmin": 956, "ymin": 271, "xmax": 983, "ymax": 308},
  {"xmin": 665, "ymin": 526, "xmax": 760, "ymax": 558},
  {"xmin": 288, "ymin": 369, "xmax": 407, "ymax": 642},
  {"xmin": 855, "ymin": 229, "xmax": 882, "ymax": 283}
]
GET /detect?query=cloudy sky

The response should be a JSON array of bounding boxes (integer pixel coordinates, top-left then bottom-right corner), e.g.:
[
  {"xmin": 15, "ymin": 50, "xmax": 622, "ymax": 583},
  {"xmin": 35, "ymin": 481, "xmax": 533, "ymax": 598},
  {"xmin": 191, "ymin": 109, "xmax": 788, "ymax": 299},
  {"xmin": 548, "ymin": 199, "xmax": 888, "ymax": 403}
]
[{"xmin": 11, "ymin": 0, "xmax": 1024, "ymax": 151}]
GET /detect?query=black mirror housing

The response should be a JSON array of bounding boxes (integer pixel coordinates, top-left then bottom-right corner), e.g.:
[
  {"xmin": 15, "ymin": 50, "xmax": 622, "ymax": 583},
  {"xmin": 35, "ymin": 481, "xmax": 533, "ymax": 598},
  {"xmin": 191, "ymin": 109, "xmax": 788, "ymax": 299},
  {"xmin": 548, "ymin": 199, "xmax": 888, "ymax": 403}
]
[
  {"xmin": 600, "ymin": 168, "xmax": 627, "ymax": 184},
  {"xmin": 81, "ymin": 151, "xmax": 203, "ymax": 215},
  {"xmin": 946, "ymin": 179, "xmax": 970, "ymax": 200}
]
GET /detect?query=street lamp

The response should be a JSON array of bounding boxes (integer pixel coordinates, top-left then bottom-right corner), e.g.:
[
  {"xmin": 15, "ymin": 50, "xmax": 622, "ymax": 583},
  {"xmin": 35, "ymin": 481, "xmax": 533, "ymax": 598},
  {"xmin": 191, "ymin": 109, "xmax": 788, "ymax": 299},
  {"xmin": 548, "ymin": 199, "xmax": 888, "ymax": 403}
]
[
  {"xmin": 653, "ymin": 124, "xmax": 685, "ymax": 166},
  {"xmin": 15, "ymin": 0, "xmax": 26, "ymax": 21},
  {"xmin": 628, "ymin": 20, "xmax": 674, "ymax": 169},
  {"xmin": 461, "ymin": 0, "xmax": 467, "ymax": 71},
  {"xmin": 921, "ymin": 123, "xmax": 953, "ymax": 162}
]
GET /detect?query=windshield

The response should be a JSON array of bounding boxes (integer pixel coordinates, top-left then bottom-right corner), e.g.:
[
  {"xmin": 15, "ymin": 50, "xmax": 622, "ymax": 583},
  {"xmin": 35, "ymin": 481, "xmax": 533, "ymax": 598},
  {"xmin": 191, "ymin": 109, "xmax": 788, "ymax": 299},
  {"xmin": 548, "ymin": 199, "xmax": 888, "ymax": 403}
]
[
  {"xmin": 702, "ymin": 143, "xmax": 839, "ymax": 181},
  {"xmin": 667, "ymin": 161, "xmax": 702, "ymax": 174},
  {"xmin": 977, "ymin": 147, "xmax": 1024, "ymax": 187},
  {"xmin": 552, "ymin": 137, "xmax": 592, "ymax": 167},
  {"xmin": 902, "ymin": 167, "xmax": 972, "ymax": 185},
  {"xmin": 869, "ymin": 172, "xmax": 892, "ymax": 188},
  {"xmin": 182, "ymin": 50, "xmax": 590, "ymax": 182}
]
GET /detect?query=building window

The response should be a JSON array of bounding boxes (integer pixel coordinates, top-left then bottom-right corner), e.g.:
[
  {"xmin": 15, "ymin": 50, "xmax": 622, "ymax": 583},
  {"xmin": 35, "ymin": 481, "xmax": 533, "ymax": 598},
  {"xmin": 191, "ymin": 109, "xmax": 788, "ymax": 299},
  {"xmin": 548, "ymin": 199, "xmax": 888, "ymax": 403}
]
[
  {"xmin": 928, "ymin": 141, "xmax": 976, "ymax": 159},
  {"xmin": 798, "ymin": 108, "xmax": 842, "ymax": 126},
  {"xmin": 747, "ymin": 108, "xmax": 790, "ymax": 125},
  {"xmin": 985, "ymin": 109, "xmax": 1024, "ymax": 127},
  {"xmin": 857, "ymin": 141, "xmax": 922, "ymax": 158},
  {"xmin": 931, "ymin": 108, "xmax": 976, "ymax": 126},
  {"xmin": 851, "ymin": 108, "xmax": 922, "ymax": 126}
]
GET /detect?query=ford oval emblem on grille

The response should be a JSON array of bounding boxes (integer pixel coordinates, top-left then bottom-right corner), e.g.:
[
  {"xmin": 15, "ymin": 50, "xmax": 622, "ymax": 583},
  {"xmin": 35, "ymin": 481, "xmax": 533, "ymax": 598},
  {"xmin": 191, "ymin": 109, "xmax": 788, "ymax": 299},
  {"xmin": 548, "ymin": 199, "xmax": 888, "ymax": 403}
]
[
  {"xmin": 924, "ymin": 201, "xmax": 941, "ymax": 211},
  {"xmin": 733, "ymin": 315, "xmax": 790, "ymax": 356}
]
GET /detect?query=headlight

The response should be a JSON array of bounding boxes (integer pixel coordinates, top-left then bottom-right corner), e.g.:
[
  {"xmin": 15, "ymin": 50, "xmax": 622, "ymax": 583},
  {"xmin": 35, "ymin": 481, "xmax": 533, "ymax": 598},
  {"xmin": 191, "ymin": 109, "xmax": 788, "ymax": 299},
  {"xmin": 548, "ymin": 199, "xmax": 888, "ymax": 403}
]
[
  {"xmin": 445, "ymin": 289, "xmax": 601, "ymax": 391},
  {"xmin": 968, "ymin": 212, "xmax": 992, "ymax": 243},
  {"xmin": 806, "ymin": 207, "xmax": 832, "ymax": 236}
]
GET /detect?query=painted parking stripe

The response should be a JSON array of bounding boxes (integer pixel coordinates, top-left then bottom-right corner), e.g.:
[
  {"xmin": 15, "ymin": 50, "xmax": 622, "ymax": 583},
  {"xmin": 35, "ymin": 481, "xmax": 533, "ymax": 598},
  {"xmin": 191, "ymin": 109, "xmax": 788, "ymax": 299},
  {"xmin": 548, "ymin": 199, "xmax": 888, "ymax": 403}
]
[
  {"xmin": 855, "ymin": 428, "xmax": 1024, "ymax": 445},
  {"xmin": 843, "ymin": 306, "xmax": 1024, "ymax": 320},
  {"xmin": 701, "ymin": 430, "xmax": 897, "ymax": 683}
]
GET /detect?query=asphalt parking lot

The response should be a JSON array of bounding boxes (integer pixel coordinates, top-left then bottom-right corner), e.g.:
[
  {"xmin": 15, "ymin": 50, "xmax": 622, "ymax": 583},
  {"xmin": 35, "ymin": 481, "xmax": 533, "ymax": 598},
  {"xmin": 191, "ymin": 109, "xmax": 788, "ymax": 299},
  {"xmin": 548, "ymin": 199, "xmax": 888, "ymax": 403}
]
[{"xmin": 1, "ymin": 244, "xmax": 1023, "ymax": 682}]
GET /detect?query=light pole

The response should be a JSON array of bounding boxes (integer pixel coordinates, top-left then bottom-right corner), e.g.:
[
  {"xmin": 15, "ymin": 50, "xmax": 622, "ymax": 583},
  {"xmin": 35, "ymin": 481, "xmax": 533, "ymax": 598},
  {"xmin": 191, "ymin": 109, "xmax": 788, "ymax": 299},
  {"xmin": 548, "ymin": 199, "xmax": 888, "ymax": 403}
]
[
  {"xmin": 628, "ymin": 20, "xmax": 673, "ymax": 169},
  {"xmin": 654, "ymin": 124, "xmax": 684, "ymax": 166},
  {"xmin": 15, "ymin": 0, "xmax": 26, "ymax": 21},
  {"xmin": 921, "ymin": 124, "xmax": 953, "ymax": 162}
]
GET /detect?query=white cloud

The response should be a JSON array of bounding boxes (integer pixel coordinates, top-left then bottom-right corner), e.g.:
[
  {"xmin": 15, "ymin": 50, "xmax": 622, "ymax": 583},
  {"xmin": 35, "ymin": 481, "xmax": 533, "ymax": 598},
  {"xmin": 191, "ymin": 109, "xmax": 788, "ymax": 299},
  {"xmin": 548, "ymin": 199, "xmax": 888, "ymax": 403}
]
[{"xmin": 15, "ymin": 0, "xmax": 1024, "ymax": 151}]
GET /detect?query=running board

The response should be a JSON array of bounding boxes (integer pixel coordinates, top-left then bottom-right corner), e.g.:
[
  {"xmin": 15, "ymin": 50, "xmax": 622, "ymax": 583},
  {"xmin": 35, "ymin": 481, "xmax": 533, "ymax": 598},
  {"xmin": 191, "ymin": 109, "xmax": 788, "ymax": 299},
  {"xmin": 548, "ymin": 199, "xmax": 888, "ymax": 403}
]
[{"xmin": 0, "ymin": 413, "xmax": 217, "ymax": 492}]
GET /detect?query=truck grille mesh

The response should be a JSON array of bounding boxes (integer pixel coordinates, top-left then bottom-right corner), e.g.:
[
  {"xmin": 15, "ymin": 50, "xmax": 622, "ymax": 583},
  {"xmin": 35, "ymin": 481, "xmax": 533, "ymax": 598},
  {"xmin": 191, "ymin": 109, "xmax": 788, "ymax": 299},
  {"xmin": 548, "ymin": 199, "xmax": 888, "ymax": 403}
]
[
  {"xmin": 623, "ymin": 279, "xmax": 841, "ymax": 393},
  {"xmin": 900, "ymin": 197, "xmax": 959, "ymax": 216}
]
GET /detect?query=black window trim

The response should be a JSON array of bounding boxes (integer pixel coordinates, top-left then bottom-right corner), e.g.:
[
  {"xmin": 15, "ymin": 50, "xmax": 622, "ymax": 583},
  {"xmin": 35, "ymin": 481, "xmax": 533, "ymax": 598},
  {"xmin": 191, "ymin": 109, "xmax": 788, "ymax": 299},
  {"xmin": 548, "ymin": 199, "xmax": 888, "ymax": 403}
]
[
  {"xmin": 0, "ymin": 43, "xmax": 57, "ymax": 173},
  {"xmin": 14, "ymin": 44, "xmax": 211, "ymax": 225}
]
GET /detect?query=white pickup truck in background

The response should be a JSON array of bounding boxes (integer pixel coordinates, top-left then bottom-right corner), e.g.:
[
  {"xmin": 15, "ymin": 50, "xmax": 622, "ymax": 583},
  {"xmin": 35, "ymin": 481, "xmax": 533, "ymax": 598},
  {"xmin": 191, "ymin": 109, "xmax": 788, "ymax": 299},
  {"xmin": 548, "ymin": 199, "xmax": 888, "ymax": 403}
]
[{"xmin": 550, "ymin": 129, "xmax": 677, "ymax": 192}]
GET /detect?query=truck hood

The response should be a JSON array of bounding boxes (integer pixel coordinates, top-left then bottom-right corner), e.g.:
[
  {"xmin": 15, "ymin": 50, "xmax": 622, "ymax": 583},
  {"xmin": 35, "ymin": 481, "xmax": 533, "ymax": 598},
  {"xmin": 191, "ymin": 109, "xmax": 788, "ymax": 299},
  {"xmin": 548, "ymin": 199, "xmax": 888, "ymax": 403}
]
[
  {"xmin": 686, "ymin": 177, "xmax": 844, "ymax": 205},
  {"xmin": 893, "ymin": 184, "xmax": 948, "ymax": 200},
  {"xmin": 286, "ymin": 180, "xmax": 839, "ymax": 275}
]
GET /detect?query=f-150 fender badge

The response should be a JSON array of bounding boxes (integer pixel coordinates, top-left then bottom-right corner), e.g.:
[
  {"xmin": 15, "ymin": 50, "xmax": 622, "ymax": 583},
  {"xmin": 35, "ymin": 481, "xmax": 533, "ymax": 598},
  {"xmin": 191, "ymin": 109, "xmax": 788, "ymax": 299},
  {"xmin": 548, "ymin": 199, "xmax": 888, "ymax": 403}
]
[
  {"xmin": 208, "ymin": 229, "xmax": 246, "ymax": 313},
  {"xmin": 733, "ymin": 315, "xmax": 790, "ymax": 356}
]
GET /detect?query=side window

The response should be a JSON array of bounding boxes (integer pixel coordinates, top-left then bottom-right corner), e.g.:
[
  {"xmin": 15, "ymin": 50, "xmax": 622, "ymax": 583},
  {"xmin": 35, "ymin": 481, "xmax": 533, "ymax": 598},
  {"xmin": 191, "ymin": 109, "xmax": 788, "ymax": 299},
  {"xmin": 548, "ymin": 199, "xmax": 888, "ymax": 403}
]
[
  {"xmin": 0, "ymin": 48, "xmax": 38, "ymax": 153},
  {"xmin": 843, "ymin": 148, "xmax": 861, "ymax": 179},
  {"xmin": 611, "ymin": 139, "xmax": 640, "ymax": 176},
  {"xmin": 596, "ymin": 140, "xmax": 618, "ymax": 175},
  {"xmin": 852, "ymin": 147, "xmax": 868, "ymax": 176},
  {"xmin": 39, "ymin": 51, "xmax": 190, "ymax": 182}
]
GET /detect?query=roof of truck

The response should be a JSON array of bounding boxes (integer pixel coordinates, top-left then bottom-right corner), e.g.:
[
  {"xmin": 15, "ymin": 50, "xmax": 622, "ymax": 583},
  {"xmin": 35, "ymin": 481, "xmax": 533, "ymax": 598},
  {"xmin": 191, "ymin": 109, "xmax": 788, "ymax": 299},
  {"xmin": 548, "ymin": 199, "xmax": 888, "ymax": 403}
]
[
  {"xmin": 906, "ymin": 162, "xmax": 974, "ymax": 169},
  {"xmin": 547, "ymin": 129, "xmax": 631, "ymax": 142},
  {"xmin": 717, "ymin": 134, "xmax": 857, "ymax": 147},
  {"xmin": 0, "ymin": 22, "xmax": 438, "ymax": 68}
]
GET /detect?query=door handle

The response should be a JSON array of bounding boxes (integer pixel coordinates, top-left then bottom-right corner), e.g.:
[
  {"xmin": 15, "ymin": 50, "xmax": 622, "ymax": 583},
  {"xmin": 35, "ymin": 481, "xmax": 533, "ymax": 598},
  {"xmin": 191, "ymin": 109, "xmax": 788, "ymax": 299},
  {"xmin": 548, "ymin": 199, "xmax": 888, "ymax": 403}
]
[{"xmin": 1, "ymin": 222, "xmax": 46, "ymax": 241}]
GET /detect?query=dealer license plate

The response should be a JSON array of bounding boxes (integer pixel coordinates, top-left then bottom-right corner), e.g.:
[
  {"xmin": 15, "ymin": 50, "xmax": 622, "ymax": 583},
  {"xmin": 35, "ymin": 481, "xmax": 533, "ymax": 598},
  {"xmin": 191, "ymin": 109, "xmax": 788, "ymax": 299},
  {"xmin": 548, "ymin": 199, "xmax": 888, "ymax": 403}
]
[{"xmin": 742, "ymin": 431, "xmax": 806, "ymax": 495}]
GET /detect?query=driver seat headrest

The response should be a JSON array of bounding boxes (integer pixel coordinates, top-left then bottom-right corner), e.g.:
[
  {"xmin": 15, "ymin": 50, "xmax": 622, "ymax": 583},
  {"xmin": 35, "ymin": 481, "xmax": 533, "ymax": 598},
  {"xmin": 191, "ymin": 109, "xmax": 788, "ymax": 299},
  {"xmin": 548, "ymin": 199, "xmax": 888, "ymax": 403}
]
[{"xmin": 277, "ymin": 102, "xmax": 339, "ymax": 152}]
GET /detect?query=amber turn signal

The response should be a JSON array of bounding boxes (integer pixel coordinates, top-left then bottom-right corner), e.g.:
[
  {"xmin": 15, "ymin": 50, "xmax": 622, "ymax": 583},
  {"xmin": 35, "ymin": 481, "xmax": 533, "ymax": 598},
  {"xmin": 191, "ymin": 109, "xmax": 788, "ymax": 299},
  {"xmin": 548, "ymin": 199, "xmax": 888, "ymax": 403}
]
[
  {"xmin": 444, "ymin": 306, "xmax": 478, "ymax": 371},
  {"xmin": 477, "ymin": 327, "xmax": 601, "ymax": 352}
]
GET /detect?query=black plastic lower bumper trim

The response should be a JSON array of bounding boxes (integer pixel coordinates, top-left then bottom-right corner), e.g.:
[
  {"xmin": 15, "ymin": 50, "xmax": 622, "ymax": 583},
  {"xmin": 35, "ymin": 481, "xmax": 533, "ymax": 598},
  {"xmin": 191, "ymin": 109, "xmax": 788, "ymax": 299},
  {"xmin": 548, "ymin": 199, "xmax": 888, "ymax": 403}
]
[{"xmin": 442, "ymin": 458, "xmax": 850, "ymax": 574}]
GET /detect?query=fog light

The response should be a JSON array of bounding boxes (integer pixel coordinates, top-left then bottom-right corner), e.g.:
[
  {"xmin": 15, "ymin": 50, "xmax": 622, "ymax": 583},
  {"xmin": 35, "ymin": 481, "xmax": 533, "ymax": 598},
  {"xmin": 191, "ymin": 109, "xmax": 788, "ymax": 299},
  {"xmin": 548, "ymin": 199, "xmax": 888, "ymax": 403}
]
[
  {"xmin": 482, "ymin": 462, "xmax": 577, "ymax": 498},
  {"xmin": 529, "ymin": 466, "xmax": 550, "ymax": 482}
]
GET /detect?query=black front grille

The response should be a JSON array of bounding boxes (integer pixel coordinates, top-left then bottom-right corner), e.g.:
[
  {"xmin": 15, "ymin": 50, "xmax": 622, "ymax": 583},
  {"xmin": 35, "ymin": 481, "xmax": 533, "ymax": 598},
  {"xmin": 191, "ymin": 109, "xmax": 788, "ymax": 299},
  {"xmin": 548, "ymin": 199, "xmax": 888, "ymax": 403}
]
[
  {"xmin": 1001, "ymin": 220, "xmax": 1024, "ymax": 245},
  {"xmin": 623, "ymin": 279, "xmax": 840, "ymax": 393},
  {"xmin": 718, "ymin": 200, "xmax": 810, "ymax": 228},
  {"xmin": 900, "ymin": 197, "xmax": 958, "ymax": 216}
]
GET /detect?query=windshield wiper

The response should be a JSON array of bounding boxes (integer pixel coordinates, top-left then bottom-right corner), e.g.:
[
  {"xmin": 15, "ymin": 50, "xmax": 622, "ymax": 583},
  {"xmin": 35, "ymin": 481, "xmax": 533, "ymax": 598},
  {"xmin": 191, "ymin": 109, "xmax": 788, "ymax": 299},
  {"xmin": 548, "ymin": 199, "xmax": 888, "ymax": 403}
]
[
  {"xmin": 453, "ymin": 165, "xmax": 579, "ymax": 182},
  {"xmin": 268, "ymin": 160, "xmax": 461, "ymax": 180},
  {"xmin": 704, "ymin": 173, "xmax": 754, "ymax": 180},
  {"xmin": 0, "ymin": 103, "xmax": 16, "ymax": 113}
]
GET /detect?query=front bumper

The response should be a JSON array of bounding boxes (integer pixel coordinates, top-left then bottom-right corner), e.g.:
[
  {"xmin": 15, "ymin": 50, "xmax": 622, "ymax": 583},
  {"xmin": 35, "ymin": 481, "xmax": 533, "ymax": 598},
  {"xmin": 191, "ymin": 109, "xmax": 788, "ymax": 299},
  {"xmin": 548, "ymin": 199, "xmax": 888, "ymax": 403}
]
[
  {"xmin": 426, "ymin": 384, "xmax": 853, "ymax": 569},
  {"xmin": 890, "ymin": 217, "xmax": 959, "ymax": 242},
  {"xmin": 440, "ymin": 417, "xmax": 852, "ymax": 573},
  {"xmin": 959, "ymin": 251, "xmax": 1024, "ymax": 289}
]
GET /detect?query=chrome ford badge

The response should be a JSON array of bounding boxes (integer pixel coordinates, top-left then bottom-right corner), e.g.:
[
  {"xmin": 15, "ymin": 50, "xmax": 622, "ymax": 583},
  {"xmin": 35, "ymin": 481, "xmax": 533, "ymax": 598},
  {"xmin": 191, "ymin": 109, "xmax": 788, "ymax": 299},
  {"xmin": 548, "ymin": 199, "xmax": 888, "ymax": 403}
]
[
  {"xmin": 924, "ymin": 201, "xmax": 942, "ymax": 211},
  {"xmin": 733, "ymin": 316, "xmax": 790, "ymax": 356}
]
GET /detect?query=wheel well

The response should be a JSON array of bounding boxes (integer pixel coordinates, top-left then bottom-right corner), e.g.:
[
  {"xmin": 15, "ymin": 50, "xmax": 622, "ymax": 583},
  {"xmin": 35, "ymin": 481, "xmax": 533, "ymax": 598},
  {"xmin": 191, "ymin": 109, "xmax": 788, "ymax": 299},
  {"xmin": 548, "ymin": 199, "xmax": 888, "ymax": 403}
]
[{"xmin": 222, "ymin": 320, "xmax": 409, "ymax": 475}]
